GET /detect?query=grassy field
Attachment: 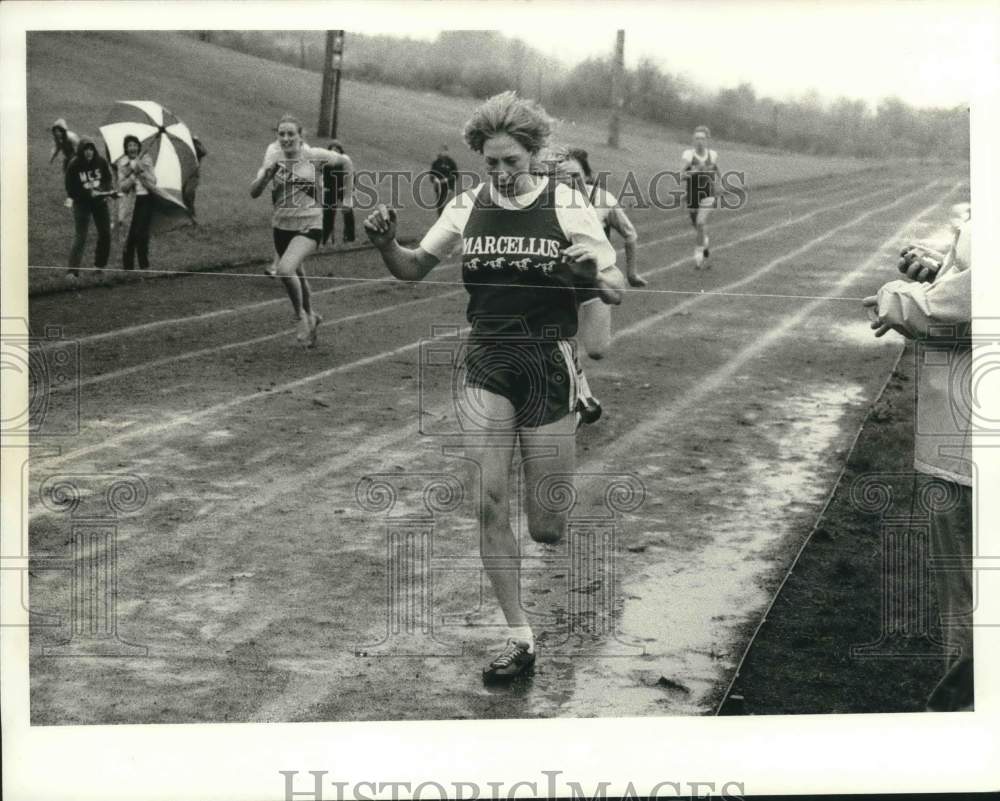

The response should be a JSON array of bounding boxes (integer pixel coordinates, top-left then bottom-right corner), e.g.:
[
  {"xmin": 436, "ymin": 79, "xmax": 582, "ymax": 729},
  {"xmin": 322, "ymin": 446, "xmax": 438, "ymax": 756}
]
[
  {"xmin": 719, "ymin": 343, "xmax": 951, "ymax": 715},
  {"xmin": 27, "ymin": 31, "xmax": 872, "ymax": 294}
]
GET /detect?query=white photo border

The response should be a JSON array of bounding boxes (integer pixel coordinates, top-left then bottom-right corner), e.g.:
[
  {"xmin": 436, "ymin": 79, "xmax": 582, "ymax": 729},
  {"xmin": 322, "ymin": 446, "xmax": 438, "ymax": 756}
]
[{"xmin": 3, "ymin": 2, "xmax": 999, "ymax": 799}]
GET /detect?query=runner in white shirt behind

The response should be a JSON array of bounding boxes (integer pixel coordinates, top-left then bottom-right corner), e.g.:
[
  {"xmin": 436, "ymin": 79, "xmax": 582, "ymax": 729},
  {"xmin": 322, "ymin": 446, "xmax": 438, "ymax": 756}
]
[{"xmin": 250, "ymin": 114, "xmax": 353, "ymax": 348}]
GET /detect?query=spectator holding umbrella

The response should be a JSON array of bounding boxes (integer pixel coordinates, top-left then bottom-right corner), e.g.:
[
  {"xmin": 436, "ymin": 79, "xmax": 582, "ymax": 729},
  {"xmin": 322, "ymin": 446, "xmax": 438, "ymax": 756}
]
[
  {"xmin": 429, "ymin": 144, "xmax": 458, "ymax": 217},
  {"xmin": 322, "ymin": 139, "xmax": 355, "ymax": 245},
  {"xmin": 99, "ymin": 101, "xmax": 200, "ymax": 228},
  {"xmin": 115, "ymin": 134, "xmax": 158, "ymax": 271},
  {"xmin": 64, "ymin": 137, "xmax": 114, "ymax": 280}
]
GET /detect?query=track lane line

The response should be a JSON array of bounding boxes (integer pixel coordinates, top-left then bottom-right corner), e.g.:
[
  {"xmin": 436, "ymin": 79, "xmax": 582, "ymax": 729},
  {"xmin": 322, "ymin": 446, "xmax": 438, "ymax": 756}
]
[
  {"xmin": 611, "ymin": 179, "xmax": 948, "ymax": 340},
  {"xmin": 586, "ymin": 178, "xmax": 958, "ymax": 468},
  {"xmin": 30, "ymin": 177, "xmax": 878, "ymax": 353},
  {"xmin": 50, "ymin": 180, "xmax": 906, "ymax": 392},
  {"xmin": 64, "ymin": 289, "xmax": 468, "ymax": 392},
  {"xmin": 38, "ymin": 178, "xmax": 927, "ymax": 484}
]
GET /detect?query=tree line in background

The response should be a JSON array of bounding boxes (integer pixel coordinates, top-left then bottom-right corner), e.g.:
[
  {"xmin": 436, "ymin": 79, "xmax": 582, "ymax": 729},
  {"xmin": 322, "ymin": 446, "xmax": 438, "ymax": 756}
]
[{"xmin": 195, "ymin": 30, "xmax": 968, "ymax": 161}]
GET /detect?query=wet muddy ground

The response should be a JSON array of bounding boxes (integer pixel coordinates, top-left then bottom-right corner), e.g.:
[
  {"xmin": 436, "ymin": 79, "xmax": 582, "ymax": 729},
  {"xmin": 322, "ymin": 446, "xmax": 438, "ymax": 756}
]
[{"xmin": 25, "ymin": 169, "xmax": 965, "ymax": 722}]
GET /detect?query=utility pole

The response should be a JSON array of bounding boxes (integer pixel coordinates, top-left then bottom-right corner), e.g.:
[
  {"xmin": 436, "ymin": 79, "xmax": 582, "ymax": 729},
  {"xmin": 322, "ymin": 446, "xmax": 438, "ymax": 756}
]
[
  {"xmin": 318, "ymin": 30, "xmax": 345, "ymax": 139},
  {"xmin": 331, "ymin": 30, "xmax": 345, "ymax": 138},
  {"xmin": 608, "ymin": 29, "xmax": 625, "ymax": 148}
]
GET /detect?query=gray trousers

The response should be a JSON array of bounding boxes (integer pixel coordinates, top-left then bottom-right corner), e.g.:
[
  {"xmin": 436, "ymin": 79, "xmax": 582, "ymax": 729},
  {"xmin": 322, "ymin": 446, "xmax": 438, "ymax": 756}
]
[
  {"xmin": 68, "ymin": 199, "xmax": 111, "ymax": 274},
  {"xmin": 926, "ymin": 481, "xmax": 974, "ymax": 712}
]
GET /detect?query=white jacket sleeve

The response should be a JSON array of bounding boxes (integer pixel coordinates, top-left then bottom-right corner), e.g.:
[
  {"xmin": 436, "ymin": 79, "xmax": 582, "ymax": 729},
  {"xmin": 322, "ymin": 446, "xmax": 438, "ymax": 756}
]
[
  {"xmin": 875, "ymin": 268, "xmax": 971, "ymax": 338},
  {"xmin": 875, "ymin": 219, "xmax": 971, "ymax": 338}
]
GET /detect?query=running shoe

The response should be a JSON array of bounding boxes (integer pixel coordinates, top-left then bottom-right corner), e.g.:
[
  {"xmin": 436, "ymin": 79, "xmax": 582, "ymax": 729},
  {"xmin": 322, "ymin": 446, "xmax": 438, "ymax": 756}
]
[
  {"xmin": 483, "ymin": 639, "xmax": 536, "ymax": 682},
  {"xmin": 576, "ymin": 396, "xmax": 603, "ymax": 427},
  {"xmin": 307, "ymin": 312, "xmax": 323, "ymax": 349},
  {"xmin": 295, "ymin": 314, "xmax": 312, "ymax": 344}
]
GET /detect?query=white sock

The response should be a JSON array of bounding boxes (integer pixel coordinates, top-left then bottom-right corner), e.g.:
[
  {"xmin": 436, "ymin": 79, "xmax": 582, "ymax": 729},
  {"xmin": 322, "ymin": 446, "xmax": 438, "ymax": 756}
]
[
  {"xmin": 508, "ymin": 626, "xmax": 535, "ymax": 651},
  {"xmin": 577, "ymin": 368, "xmax": 593, "ymax": 401},
  {"xmin": 694, "ymin": 247, "xmax": 704, "ymax": 265},
  {"xmin": 703, "ymin": 236, "xmax": 709, "ymax": 251}
]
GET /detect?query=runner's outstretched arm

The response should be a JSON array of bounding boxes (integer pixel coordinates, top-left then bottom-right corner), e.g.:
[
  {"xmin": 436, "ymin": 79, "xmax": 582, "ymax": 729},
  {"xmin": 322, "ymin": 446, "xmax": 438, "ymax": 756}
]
[{"xmin": 364, "ymin": 204, "xmax": 439, "ymax": 282}]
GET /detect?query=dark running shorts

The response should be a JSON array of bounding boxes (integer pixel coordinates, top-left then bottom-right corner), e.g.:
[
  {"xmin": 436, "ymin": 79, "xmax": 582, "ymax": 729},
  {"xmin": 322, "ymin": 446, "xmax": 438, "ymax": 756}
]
[
  {"xmin": 273, "ymin": 227, "xmax": 323, "ymax": 257},
  {"xmin": 688, "ymin": 192, "xmax": 716, "ymax": 225},
  {"xmin": 463, "ymin": 338, "xmax": 578, "ymax": 429},
  {"xmin": 686, "ymin": 171, "xmax": 714, "ymax": 203}
]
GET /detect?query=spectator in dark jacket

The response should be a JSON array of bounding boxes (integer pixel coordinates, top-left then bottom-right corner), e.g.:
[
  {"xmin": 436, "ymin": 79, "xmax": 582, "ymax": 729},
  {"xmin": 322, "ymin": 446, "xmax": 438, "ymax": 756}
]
[
  {"xmin": 322, "ymin": 139, "xmax": 355, "ymax": 245},
  {"xmin": 429, "ymin": 145, "xmax": 458, "ymax": 217},
  {"xmin": 64, "ymin": 137, "xmax": 113, "ymax": 279}
]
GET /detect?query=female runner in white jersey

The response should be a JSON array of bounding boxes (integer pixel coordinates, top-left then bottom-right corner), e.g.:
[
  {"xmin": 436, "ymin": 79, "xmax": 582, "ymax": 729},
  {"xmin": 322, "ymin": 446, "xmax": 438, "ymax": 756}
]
[
  {"xmin": 250, "ymin": 114, "xmax": 354, "ymax": 348},
  {"xmin": 364, "ymin": 92, "xmax": 626, "ymax": 682},
  {"xmin": 681, "ymin": 125, "xmax": 721, "ymax": 269}
]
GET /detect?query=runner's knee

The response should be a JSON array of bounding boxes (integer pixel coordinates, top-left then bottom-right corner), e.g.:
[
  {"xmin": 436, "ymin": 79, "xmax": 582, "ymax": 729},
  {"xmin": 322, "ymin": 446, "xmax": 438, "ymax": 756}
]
[{"xmin": 275, "ymin": 255, "xmax": 299, "ymax": 277}]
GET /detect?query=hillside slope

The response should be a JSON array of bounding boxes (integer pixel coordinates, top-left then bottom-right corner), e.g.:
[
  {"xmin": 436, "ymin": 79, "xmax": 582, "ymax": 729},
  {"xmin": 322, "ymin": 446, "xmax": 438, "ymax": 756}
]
[{"xmin": 27, "ymin": 31, "xmax": 868, "ymax": 290}]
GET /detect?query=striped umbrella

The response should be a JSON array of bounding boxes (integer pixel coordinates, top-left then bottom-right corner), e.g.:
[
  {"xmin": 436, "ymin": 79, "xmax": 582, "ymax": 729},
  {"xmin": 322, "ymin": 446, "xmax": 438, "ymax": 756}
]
[{"xmin": 100, "ymin": 100, "xmax": 199, "ymax": 216}]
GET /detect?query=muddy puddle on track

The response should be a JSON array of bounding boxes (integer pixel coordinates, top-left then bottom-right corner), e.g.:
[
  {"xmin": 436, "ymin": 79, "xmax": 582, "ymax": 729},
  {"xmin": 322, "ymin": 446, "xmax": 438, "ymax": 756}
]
[
  {"xmin": 334, "ymin": 372, "xmax": 895, "ymax": 720},
  {"xmin": 505, "ymin": 379, "xmax": 882, "ymax": 717}
]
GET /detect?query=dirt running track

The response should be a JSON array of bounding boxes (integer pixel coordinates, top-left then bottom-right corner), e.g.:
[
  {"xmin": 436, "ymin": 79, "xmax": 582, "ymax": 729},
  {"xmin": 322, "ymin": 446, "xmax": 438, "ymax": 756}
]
[{"xmin": 26, "ymin": 168, "xmax": 966, "ymax": 723}]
